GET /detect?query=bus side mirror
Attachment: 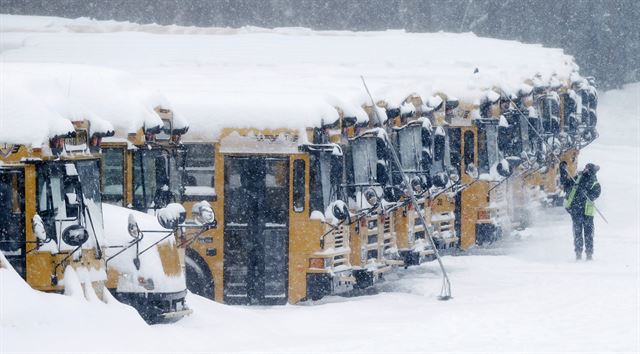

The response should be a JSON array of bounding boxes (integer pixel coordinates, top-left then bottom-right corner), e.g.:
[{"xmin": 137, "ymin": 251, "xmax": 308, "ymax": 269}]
[
  {"xmin": 465, "ymin": 163, "xmax": 479, "ymax": 179},
  {"xmin": 192, "ymin": 201, "xmax": 217, "ymax": 228},
  {"xmin": 157, "ymin": 203, "xmax": 187, "ymax": 230},
  {"xmin": 127, "ymin": 214, "xmax": 141, "ymax": 239},
  {"xmin": 331, "ymin": 200, "xmax": 350, "ymax": 222},
  {"xmin": 61, "ymin": 224, "xmax": 89, "ymax": 247},
  {"xmin": 383, "ymin": 185, "xmax": 402, "ymax": 203},
  {"xmin": 497, "ymin": 159, "xmax": 513, "ymax": 177},
  {"xmin": 32, "ymin": 214, "xmax": 49, "ymax": 244},
  {"xmin": 432, "ymin": 172, "xmax": 449, "ymax": 188},
  {"xmin": 447, "ymin": 166, "xmax": 460, "ymax": 184}
]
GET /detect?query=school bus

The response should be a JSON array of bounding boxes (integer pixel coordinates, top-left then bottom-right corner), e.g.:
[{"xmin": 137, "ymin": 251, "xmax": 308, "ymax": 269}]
[
  {"xmin": 181, "ymin": 124, "xmax": 355, "ymax": 304},
  {"xmin": 383, "ymin": 94, "xmax": 458, "ymax": 265},
  {"xmin": 342, "ymin": 109, "xmax": 404, "ymax": 286},
  {"xmin": 498, "ymin": 86, "xmax": 539, "ymax": 229},
  {"xmin": 98, "ymin": 107, "xmax": 214, "ymax": 322},
  {"xmin": 1, "ymin": 120, "xmax": 112, "ymax": 299},
  {"xmin": 448, "ymin": 93, "xmax": 513, "ymax": 250}
]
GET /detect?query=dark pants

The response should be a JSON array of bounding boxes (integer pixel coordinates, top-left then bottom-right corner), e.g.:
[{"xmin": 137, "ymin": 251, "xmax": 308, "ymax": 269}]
[{"xmin": 570, "ymin": 213, "xmax": 594, "ymax": 256}]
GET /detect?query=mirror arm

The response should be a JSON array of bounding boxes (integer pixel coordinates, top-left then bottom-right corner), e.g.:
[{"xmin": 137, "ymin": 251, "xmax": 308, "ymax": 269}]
[
  {"xmin": 51, "ymin": 244, "xmax": 83, "ymax": 285},
  {"xmin": 318, "ymin": 217, "xmax": 349, "ymax": 249},
  {"xmin": 176, "ymin": 228, "xmax": 209, "ymax": 249},
  {"xmin": 137, "ymin": 231, "xmax": 175, "ymax": 256},
  {"xmin": 105, "ymin": 235, "xmax": 144, "ymax": 268}
]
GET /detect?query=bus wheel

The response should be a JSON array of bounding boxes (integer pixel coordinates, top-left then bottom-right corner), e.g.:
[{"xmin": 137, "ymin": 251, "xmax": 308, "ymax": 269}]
[{"xmin": 185, "ymin": 251, "xmax": 214, "ymax": 300}]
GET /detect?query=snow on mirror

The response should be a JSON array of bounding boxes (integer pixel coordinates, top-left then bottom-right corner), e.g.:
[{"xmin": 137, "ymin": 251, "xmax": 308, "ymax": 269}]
[
  {"xmin": 32, "ymin": 214, "xmax": 48, "ymax": 242},
  {"xmin": 448, "ymin": 166, "xmax": 460, "ymax": 183},
  {"xmin": 61, "ymin": 224, "xmax": 89, "ymax": 247},
  {"xmin": 191, "ymin": 200, "xmax": 216, "ymax": 227},
  {"xmin": 127, "ymin": 214, "xmax": 141, "ymax": 239},
  {"xmin": 364, "ymin": 188, "xmax": 379, "ymax": 208},
  {"xmin": 465, "ymin": 163, "xmax": 480, "ymax": 179},
  {"xmin": 156, "ymin": 203, "xmax": 187, "ymax": 230},
  {"xmin": 433, "ymin": 171, "xmax": 449, "ymax": 188},
  {"xmin": 497, "ymin": 158, "xmax": 513, "ymax": 178}
]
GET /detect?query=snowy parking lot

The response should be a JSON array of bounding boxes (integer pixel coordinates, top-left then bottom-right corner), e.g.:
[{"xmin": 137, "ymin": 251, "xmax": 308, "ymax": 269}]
[{"xmin": 2, "ymin": 83, "xmax": 638, "ymax": 353}]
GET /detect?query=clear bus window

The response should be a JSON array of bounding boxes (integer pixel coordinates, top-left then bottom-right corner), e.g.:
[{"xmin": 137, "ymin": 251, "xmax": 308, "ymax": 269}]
[
  {"xmin": 449, "ymin": 128, "xmax": 461, "ymax": 174},
  {"xmin": 183, "ymin": 144, "xmax": 215, "ymax": 200},
  {"xmin": 102, "ymin": 148, "xmax": 124, "ymax": 205},
  {"xmin": 293, "ymin": 159, "xmax": 305, "ymax": 213},
  {"xmin": 463, "ymin": 130, "xmax": 475, "ymax": 172}
]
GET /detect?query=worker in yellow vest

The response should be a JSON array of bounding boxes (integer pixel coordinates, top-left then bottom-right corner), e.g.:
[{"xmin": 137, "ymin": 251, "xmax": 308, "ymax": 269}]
[{"xmin": 560, "ymin": 162, "xmax": 601, "ymax": 261}]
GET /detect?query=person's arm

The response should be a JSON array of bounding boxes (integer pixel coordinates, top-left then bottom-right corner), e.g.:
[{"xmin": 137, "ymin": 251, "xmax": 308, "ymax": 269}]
[
  {"xmin": 559, "ymin": 162, "xmax": 573, "ymax": 192},
  {"xmin": 587, "ymin": 179, "xmax": 601, "ymax": 200}
]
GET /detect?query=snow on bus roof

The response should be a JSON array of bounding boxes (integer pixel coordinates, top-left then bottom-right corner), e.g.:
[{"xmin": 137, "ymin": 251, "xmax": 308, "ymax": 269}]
[
  {"xmin": 0, "ymin": 62, "xmax": 181, "ymax": 146},
  {"xmin": 1, "ymin": 15, "xmax": 578, "ymax": 140}
]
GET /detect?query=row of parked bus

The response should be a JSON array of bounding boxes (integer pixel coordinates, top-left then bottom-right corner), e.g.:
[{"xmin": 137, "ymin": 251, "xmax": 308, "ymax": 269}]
[{"xmin": 1, "ymin": 72, "xmax": 598, "ymax": 322}]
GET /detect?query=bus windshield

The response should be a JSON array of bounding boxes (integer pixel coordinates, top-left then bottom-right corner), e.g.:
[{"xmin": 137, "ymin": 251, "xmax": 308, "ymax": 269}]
[
  {"xmin": 350, "ymin": 137, "xmax": 377, "ymax": 185},
  {"xmin": 478, "ymin": 124, "xmax": 500, "ymax": 175},
  {"xmin": 36, "ymin": 159, "xmax": 104, "ymax": 249},
  {"xmin": 310, "ymin": 151, "xmax": 336, "ymax": 213},
  {"xmin": 540, "ymin": 95, "xmax": 560, "ymax": 135},
  {"xmin": 397, "ymin": 125, "xmax": 422, "ymax": 173}
]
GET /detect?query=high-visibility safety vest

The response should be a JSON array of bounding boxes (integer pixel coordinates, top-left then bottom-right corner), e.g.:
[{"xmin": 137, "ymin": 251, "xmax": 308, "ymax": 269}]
[{"xmin": 564, "ymin": 173, "xmax": 600, "ymax": 216}]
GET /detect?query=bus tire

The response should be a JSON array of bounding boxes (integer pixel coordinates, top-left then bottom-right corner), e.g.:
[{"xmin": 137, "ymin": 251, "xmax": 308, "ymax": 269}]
[{"xmin": 185, "ymin": 249, "xmax": 215, "ymax": 300}]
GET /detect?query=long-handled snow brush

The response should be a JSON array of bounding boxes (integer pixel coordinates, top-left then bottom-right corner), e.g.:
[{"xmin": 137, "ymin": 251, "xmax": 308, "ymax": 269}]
[
  {"xmin": 499, "ymin": 89, "xmax": 608, "ymax": 224},
  {"xmin": 361, "ymin": 76, "xmax": 452, "ymax": 300}
]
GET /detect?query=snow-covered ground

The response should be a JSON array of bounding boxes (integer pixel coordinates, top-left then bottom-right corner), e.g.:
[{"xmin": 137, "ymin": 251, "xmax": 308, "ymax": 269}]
[
  {"xmin": 1, "ymin": 15, "xmax": 638, "ymax": 353},
  {"xmin": 2, "ymin": 84, "xmax": 638, "ymax": 352}
]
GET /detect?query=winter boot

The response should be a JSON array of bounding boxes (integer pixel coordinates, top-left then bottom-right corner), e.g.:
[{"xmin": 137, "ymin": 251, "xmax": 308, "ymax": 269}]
[
  {"xmin": 586, "ymin": 254, "xmax": 593, "ymax": 261},
  {"xmin": 576, "ymin": 253, "xmax": 582, "ymax": 261}
]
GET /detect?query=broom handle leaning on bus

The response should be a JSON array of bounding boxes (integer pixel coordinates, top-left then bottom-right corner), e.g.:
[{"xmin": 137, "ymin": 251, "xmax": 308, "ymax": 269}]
[{"xmin": 361, "ymin": 75, "xmax": 452, "ymax": 300}]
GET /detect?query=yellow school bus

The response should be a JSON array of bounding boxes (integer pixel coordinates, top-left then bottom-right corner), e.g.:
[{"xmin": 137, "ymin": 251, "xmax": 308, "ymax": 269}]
[
  {"xmin": 448, "ymin": 93, "xmax": 512, "ymax": 250},
  {"xmin": 1, "ymin": 120, "xmax": 111, "ymax": 298},
  {"xmin": 99, "ymin": 107, "xmax": 213, "ymax": 322},
  {"xmin": 342, "ymin": 111, "xmax": 403, "ymax": 286},
  {"xmin": 182, "ymin": 125, "xmax": 355, "ymax": 304},
  {"xmin": 383, "ymin": 94, "xmax": 458, "ymax": 265}
]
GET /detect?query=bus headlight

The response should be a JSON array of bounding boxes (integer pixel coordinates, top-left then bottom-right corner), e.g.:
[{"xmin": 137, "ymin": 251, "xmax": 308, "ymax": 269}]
[{"xmin": 137, "ymin": 276, "xmax": 155, "ymax": 291}]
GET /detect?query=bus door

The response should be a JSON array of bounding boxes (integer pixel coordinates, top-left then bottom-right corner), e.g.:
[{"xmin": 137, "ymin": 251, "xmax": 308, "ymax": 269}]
[
  {"xmin": 0, "ymin": 168, "xmax": 26, "ymax": 278},
  {"xmin": 223, "ymin": 156, "xmax": 289, "ymax": 305}
]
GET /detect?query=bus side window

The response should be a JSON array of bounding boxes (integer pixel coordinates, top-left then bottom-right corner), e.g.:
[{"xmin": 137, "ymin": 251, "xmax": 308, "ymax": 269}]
[
  {"xmin": 293, "ymin": 159, "xmax": 305, "ymax": 213},
  {"xmin": 463, "ymin": 130, "xmax": 475, "ymax": 171},
  {"xmin": 102, "ymin": 148, "xmax": 125, "ymax": 205},
  {"xmin": 183, "ymin": 144, "xmax": 216, "ymax": 201},
  {"xmin": 449, "ymin": 128, "xmax": 461, "ymax": 174}
]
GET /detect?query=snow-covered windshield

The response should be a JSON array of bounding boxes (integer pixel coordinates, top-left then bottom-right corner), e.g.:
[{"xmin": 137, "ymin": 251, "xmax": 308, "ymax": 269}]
[
  {"xmin": 35, "ymin": 159, "xmax": 104, "ymax": 250},
  {"xmin": 351, "ymin": 137, "xmax": 377, "ymax": 185},
  {"xmin": 132, "ymin": 148, "xmax": 182, "ymax": 211},
  {"xmin": 397, "ymin": 125, "xmax": 421, "ymax": 172}
]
